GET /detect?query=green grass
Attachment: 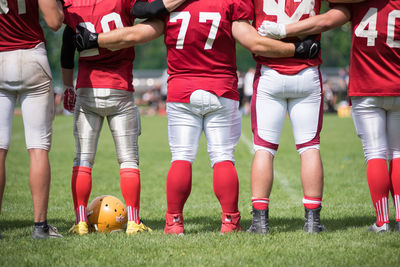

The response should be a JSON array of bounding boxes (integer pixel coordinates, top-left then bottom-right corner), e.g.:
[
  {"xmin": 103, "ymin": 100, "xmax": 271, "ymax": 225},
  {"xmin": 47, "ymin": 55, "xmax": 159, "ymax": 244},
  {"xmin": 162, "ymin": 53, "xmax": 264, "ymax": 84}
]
[{"xmin": 1, "ymin": 114, "xmax": 399, "ymax": 266}]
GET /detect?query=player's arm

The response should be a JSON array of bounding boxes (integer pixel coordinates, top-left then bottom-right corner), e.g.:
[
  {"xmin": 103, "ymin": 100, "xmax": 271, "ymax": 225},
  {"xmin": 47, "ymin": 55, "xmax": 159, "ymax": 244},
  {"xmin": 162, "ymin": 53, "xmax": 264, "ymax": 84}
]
[
  {"xmin": 259, "ymin": 6, "xmax": 351, "ymax": 39},
  {"xmin": 60, "ymin": 25, "xmax": 76, "ymax": 112},
  {"xmin": 232, "ymin": 20, "xmax": 320, "ymax": 59},
  {"xmin": 38, "ymin": 0, "xmax": 64, "ymax": 31},
  {"xmin": 285, "ymin": 5, "xmax": 351, "ymax": 37},
  {"xmin": 74, "ymin": 19, "xmax": 164, "ymax": 51},
  {"xmin": 132, "ymin": 0, "xmax": 187, "ymax": 19}
]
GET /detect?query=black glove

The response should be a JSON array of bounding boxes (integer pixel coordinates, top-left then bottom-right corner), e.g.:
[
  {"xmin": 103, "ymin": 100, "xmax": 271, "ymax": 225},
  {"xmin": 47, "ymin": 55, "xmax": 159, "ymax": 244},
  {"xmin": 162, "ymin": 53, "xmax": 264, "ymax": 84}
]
[
  {"xmin": 74, "ymin": 25, "xmax": 99, "ymax": 52},
  {"xmin": 294, "ymin": 39, "xmax": 320, "ymax": 59}
]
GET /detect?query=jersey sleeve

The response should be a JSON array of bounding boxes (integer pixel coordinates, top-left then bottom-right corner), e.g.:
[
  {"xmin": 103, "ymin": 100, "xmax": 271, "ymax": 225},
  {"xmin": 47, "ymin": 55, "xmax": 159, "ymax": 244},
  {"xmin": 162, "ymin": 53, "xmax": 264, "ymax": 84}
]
[{"xmin": 231, "ymin": 0, "xmax": 254, "ymax": 21}]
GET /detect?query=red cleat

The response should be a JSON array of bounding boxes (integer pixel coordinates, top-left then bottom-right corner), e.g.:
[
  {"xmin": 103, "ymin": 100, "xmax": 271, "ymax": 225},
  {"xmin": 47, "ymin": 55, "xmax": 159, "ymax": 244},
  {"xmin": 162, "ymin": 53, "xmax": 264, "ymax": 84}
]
[
  {"xmin": 221, "ymin": 212, "xmax": 242, "ymax": 234},
  {"xmin": 164, "ymin": 213, "xmax": 184, "ymax": 235}
]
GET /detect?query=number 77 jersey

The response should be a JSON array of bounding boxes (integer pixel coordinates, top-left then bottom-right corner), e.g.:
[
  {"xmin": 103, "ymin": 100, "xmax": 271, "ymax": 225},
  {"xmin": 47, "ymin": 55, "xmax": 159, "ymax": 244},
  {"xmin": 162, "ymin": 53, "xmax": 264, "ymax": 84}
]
[
  {"xmin": 347, "ymin": 0, "xmax": 400, "ymax": 96},
  {"xmin": 163, "ymin": 0, "xmax": 254, "ymax": 103}
]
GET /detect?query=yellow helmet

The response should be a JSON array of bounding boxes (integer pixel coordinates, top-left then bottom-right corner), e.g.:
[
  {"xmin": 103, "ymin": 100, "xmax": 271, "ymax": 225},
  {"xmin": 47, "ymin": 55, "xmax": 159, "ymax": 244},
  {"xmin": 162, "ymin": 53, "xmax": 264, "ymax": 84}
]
[{"xmin": 87, "ymin": 195, "xmax": 128, "ymax": 233}]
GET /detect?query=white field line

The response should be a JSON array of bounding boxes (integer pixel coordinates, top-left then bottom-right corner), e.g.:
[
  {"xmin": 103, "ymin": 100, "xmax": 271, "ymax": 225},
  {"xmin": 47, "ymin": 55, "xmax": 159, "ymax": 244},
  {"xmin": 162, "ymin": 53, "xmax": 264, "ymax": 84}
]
[{"xmin": 239, "ymin": 132, "xmax": 300, "ymax": 202}]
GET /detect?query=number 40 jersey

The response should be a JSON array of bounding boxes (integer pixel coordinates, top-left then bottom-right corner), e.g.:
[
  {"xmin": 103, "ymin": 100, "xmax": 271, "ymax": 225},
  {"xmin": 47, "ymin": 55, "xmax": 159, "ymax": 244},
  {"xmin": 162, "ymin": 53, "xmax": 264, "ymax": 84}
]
[
  {"xmin": 347, "ymin": 0, "xmax": 400, "ymax": 96},
  {"xmin": 63, "ymin": 0, "xmax": 136, "ymax": 91}
]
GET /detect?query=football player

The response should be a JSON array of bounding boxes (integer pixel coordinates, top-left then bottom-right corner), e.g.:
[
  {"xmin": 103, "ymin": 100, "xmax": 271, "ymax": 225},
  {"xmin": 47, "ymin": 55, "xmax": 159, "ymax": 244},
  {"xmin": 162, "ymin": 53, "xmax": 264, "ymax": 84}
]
[
  {"xmin": 62, "ymin": 0, "xmax": 188, "ymax": 236},
  {"xmin": 258, "ymin": 0, "xmax": 400, "ymax": 233},
  {"xmin": 74, "ymin": 0, "xmax": 320, "ymax": 234},
  {"xmin": 0, "ymin": 0, "xmax": 64, "ymax": 239},
  {"xmin": 246, "ymin": 0, "xmax": 351, "ymax": 235}
]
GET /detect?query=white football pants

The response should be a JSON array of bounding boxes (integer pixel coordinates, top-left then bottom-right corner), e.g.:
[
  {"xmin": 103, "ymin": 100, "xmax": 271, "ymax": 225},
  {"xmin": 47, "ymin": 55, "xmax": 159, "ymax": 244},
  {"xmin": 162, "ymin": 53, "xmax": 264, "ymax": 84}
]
[
  {"xmin": 252, "ymin": 65, "xmax": 323, "ymax": 155},
  {"xmin": 0, "ymin": 43, "xmax": 54, "ymax": 150},
  {"xmin": 351, "ymin": 96, "xmax": 400, "ymax": 162},
  {"xmin": 74, "ymin": 88, "xmax": 141, "ymax": 169},
  {"xmin": 167, "ymin": 90, "xmax": 241, "ymax": 167}
]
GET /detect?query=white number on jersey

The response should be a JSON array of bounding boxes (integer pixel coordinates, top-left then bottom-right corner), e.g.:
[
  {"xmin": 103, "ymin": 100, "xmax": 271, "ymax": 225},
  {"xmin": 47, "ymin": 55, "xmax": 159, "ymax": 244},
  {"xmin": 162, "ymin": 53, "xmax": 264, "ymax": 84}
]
[
  {"xmin": 79, "ymin": 12, "xmax": 124, "ymax": 57},
  {"xmin": 199, "ymin": 12, "xmax": 221, "ymax": 50},
  {"xmin": 170, "ymin": 11, "xmax": 190, "ymax": 49},
  {"xmin": 355, "ymin": 7, "xmax": 400, "ymax": 48},
  {"xmin": 170, "ymin": 11, "xmax": 221, "ymax": 50},
  {"xmin": 387, "ymin": 10, "xmax": 400, "ymax": 48},
  {"xmin": 0, "ymin": 0, "xmax": 26, "ymax": 15},
  {"xmin": 354, "ymin": 8, "xmax": 378, "ymax": 46},
  {"xmin": 262, "ymin": 0, "xmax": 316, "ymax": 24}
]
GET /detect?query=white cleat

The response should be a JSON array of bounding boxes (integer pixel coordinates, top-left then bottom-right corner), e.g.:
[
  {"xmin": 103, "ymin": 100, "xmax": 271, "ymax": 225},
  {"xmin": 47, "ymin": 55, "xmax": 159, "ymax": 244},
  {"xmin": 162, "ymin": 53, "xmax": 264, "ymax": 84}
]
[{"xmin": 366, "ymin": 223, "xmax": 391, "ymax": 233}]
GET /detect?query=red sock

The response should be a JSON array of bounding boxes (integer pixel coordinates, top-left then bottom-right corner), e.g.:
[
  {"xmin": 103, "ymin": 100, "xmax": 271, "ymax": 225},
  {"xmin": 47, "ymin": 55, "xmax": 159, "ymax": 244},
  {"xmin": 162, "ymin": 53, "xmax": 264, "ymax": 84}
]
[
  {"xmin": 390, "ymin": 158, "xmax": 400, "ymax": 222},
  {"xmin": 303, "ymin": 196, "xmax": 322, "ymax": 209},
  {"xmin": 367, "ymin": 158, "xmax": 390, "ymax": 226},
  {"xmin": 71, "ymin": 166, "xmax": 92, "ymax": 223},
  {"xmin": 213, "ymin": 161, "xmax": 239, "ymax": 214},
  {"xmin": 120, "ymin": 168, "xmax": 141, "ymax": 224},
  {"xmin": 166, "ymin": 160, "xmax": 192, "ymax": 214},
  {"xmin": 252, "ymin": 198, "xmax": 269, "ymax": 210}
]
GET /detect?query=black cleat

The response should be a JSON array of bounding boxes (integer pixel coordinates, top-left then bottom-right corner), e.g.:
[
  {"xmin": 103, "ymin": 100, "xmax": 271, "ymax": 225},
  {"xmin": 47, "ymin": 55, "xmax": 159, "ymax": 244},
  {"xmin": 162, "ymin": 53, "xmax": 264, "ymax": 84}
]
[
  {"xmin": 396, "ymin": 222, "xmax": 400, "ymax": 233},
  {"xmin": 247, "ymin": 208, "xmax": 269, "ymax": 234},
  {"xmin": 304, "ymin": 207, "xmax": 326, "ymax": 233},
  {"xmin": 32, "ymin": 224, "xmax": 63, "ymax": 239}
]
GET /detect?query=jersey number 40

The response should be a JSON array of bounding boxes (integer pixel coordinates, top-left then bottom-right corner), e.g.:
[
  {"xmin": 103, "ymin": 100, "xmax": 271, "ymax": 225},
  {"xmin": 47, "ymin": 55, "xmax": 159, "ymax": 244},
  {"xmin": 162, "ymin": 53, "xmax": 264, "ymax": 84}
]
[{"xmin": 355, "ymin": 8, "xmax": 400, "ymax": 48}]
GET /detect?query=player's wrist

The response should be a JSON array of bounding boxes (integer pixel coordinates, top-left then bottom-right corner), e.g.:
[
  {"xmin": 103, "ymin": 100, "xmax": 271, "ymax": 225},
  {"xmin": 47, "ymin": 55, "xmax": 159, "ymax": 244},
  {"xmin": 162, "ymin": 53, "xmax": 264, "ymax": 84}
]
[{"xmin": 63, "ymin": 85, "xmax": 74, "ymax": 91}]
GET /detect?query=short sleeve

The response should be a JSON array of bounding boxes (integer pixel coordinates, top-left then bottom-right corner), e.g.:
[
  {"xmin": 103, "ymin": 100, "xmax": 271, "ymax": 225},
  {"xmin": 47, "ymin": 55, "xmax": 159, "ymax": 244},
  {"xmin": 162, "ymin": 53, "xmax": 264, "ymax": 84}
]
[{"xmin": 231, "ymin": 0, "xmax": 254, "ymax": 21}]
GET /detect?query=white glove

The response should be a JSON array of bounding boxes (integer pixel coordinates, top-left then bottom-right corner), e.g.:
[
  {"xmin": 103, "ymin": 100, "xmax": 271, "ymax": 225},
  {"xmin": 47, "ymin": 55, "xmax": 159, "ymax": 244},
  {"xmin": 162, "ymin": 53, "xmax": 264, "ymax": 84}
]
[{"xmin": 258, "ymin": 21, "xmax": 287, "ymax": 39}]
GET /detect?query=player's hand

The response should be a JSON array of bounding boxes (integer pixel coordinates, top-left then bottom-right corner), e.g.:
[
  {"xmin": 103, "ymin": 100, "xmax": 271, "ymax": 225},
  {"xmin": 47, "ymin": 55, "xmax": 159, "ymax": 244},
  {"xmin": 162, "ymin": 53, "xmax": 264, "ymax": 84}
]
[
  {"xmin": 63, "ymin": 86, "xmax": 76, "ymax": 112},
  {"xmin": 258, "ymin": 21, "xmax": 286, "ymax": 39},
  {"xmin": 74, "ymin": 25, "xmax": 99, "ymax": 52},
  {"xmin": 294, "ymin": 38, "xmax": 320, "ymax": 59}
]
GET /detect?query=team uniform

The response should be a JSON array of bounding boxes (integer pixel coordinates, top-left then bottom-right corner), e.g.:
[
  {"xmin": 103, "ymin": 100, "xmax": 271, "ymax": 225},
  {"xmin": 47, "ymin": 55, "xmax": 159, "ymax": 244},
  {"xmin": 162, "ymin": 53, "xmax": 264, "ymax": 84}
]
[
  {"xmin": 252, "ymin": 0, "xmax": 323, "ymax": 155},
  {"xmin": 163, "ymin": 0, "xmax": 253, "ymax": 234},
  {"xmin": 248, "ymin": 0, "xmax": 325, "ymax": 234},
  {"xmin": 63, "ymin": 0, "xmax": 150, "ymax": 234},
  {"xmin": 0, "ymin": 0, "xmax": 63, "ymax": 239},
  {"xmin": 0, "ymin": 0, "xmax": 54, "ymax": 151},
  {"xmin": 346, "ymin": 0, "xmax": 400, "ymax": 230}
]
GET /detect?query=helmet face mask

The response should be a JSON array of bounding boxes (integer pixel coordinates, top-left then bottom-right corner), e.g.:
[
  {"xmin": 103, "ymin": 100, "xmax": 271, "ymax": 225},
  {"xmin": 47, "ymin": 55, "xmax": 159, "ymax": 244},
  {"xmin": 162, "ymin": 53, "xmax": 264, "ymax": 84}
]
[{"xmin": 87, "ymin": 195, "xmax": 128, "ymax": 233}]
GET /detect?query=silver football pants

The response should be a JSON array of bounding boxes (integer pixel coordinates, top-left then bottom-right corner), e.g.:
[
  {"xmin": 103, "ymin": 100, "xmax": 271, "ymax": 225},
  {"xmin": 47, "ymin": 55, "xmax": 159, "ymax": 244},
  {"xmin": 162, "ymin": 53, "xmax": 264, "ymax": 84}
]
[
  {"xmin": 167, "ymin": 90, "xmax": 241, "ymax": 167},
  {"xmin": 73, "ymin": 88, "xmax": 141, "ymax": 169},
  {"xmin": 351, "ymin": 96, "xmax": 400, "ymax": 162}
]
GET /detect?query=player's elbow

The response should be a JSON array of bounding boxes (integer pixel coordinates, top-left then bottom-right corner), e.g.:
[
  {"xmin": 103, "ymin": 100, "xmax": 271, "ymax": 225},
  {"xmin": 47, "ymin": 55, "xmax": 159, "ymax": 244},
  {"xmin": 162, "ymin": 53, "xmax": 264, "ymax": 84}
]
[{"xmin": 45, "ymin": 13, "xmax": 64, "ymax": 31}]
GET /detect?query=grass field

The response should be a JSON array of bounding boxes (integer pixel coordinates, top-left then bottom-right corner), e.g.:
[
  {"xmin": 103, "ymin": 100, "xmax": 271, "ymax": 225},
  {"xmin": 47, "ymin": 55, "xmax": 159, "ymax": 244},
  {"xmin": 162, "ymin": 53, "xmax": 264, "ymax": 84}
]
[{"xmin": 0, "ymin": 114, "xmax": 399, "ymax": 266}]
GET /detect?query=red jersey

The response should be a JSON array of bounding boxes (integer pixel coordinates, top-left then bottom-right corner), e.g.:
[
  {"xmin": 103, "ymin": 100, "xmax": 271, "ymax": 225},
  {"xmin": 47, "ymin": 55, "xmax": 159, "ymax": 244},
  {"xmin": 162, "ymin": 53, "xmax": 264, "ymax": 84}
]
[
  {"xmin": 164, "ymin": 0, "xmax": 254, "ymax": 103},
  {"xmin": 0, "ymin": 0, "xmax": 45, "ymax": 51},
  {"xmin": 347, "ymin": 0, "xmax": 400, "ymax": 96},
  {"xmin": 64, "ymin": 0, "xmax": 136, "ymax": 91},
  {"xmin": 253, "ymin": 0, "xmax": 322, "ymax": 75}
]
